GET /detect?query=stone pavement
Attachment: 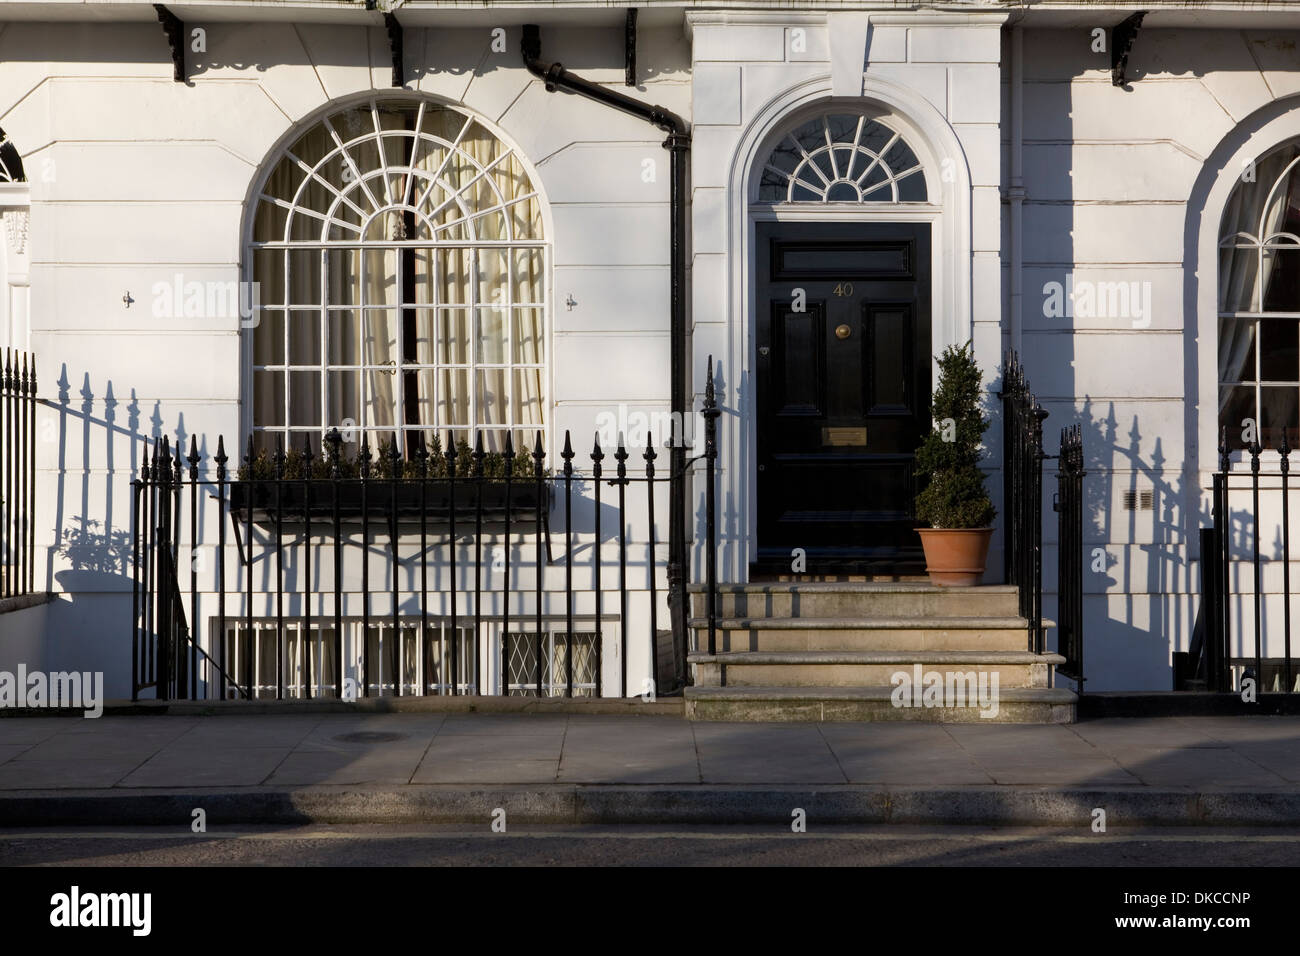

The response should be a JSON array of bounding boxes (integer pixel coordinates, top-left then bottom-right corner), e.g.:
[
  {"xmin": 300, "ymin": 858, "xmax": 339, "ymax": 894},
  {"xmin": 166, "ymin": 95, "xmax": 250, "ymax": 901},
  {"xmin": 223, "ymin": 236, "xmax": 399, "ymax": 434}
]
[{"xmin": 1, "ymin": 713, "xmax": 1299, "ymax": 826}]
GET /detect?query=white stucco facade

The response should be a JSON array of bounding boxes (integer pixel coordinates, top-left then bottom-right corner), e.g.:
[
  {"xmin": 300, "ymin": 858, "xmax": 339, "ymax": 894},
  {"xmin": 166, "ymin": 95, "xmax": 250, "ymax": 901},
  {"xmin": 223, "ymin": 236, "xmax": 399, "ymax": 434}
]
[{"xmin": 2, "ymin": 1, "xmax": 1299, "ymax": 696}]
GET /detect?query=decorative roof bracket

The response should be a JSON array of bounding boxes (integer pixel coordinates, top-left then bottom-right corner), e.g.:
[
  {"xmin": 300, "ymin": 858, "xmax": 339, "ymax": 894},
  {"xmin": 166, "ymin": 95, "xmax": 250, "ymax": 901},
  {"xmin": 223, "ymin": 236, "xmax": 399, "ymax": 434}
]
[
  {"xmin": 1111, "ymin": 11, "xmax": 1146, "ymax": 87},
  {"xmin": 625, "ymin": 8, "xmax": 637, "ymax": 87},
  {"xmin": 384, "ymin": 12, "xmax": 403, "ymax": 87},
  {"xmin": 153, "ymin": 4, "xmax": 185, "ymax": 83}
]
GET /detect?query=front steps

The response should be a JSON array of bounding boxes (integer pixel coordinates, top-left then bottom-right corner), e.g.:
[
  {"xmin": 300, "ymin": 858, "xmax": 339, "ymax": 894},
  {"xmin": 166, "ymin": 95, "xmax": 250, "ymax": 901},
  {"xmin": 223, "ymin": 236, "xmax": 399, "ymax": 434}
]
[{"xmin": 685, "ymin": 582, "xmax": 1076, "ymax": 723}]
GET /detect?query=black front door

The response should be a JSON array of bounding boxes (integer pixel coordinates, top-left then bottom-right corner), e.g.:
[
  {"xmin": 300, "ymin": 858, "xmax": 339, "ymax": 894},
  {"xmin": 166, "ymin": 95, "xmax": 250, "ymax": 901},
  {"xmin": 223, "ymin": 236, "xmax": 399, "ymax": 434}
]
[{"xmin": 755, "ymin": 221, "xmax": 932, "ymax": 573}]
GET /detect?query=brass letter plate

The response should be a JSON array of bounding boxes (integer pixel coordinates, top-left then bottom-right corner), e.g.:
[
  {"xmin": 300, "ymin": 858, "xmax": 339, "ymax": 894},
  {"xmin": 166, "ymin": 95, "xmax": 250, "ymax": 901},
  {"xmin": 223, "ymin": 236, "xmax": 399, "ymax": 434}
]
[{"xmin": 823, "ymin": 426, "xmax": 867, "ymax": 447}]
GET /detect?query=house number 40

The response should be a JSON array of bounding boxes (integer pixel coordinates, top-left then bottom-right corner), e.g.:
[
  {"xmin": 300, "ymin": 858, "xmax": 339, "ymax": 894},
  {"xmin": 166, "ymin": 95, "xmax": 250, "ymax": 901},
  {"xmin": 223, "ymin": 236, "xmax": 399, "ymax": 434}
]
[{"xmin": 833, "ymin": 283, "xmax": 854, "ymax": 297}]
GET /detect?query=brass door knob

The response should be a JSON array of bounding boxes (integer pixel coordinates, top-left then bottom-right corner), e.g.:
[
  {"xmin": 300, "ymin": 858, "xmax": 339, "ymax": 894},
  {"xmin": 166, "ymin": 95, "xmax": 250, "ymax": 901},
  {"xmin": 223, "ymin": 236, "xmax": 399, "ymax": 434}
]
[{"xmin": 835, "ymin": 324, "xmax": 851, "ymax": 340}]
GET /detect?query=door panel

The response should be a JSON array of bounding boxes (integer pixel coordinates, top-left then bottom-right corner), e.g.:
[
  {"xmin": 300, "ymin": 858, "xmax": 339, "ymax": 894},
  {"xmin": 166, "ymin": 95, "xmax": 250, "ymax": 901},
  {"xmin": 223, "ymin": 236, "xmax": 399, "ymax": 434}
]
[{"xmin": 755, "ymin": 221, "xmax": 932, "ymax": 573}]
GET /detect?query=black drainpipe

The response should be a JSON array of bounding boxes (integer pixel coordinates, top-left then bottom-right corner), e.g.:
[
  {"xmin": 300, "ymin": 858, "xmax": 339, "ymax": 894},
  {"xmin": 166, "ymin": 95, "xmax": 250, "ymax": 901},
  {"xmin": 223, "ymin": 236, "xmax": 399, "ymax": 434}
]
[{"xmin": 522, "ymin": 24, "xmax": 691, "ymax": 695}]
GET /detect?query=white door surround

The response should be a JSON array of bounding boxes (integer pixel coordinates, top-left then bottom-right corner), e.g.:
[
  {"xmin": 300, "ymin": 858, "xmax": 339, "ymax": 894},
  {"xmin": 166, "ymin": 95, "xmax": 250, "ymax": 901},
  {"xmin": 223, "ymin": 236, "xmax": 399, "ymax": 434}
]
[{"xmin": 714, "ymin": 73, "xmax": 974, "ymax": 580}]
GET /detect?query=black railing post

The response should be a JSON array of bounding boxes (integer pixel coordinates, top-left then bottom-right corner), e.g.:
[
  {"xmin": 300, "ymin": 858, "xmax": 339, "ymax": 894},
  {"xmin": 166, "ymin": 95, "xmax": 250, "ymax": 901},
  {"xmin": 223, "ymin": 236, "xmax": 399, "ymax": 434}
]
[
  {"xmin": 591, "ymin": 434, "xmax": 604, "ymax": 697},
  {"xmin": 131, "ymin": 461, "xmax": 143, "ymax": 700},
  {"xmin": 388, "ymin": 439, "xmax": 401, "ymax": 696},
  {"xmin": 243, "ymin": 436, "xmax": 255, "ymax": 698},
  {"xmin": 472, "ymin": 433, "xmax": 484, "ymax": 695},
  {"xmin": 615, "ymin": 435, "xmax": 629, "ymax": 697},
  {"xmin": 156, "ymin": 437, "xmax": 173, "ymax": 700},
  {"xmin": 562, "ymin": 431, "xmax": 575, "ymax": 697},
  {"xmin": 703, "ymin": 355, "xmax": 720, "ymax": 658},
  {"xmin": 417, "ymin": 439, "xmax": 430, "ymax": 693},
  {"xmin": 328, "ymin": 427, "xmax": 344, "ymax": 699},
  {"xmin": 25, "ymin": 354, "xmax": 34, "ymax": 595},
  {"xmin": 534, "ymin": 432, "xmax": 546, "ymax": 698},
  {"xmin": 1217, "ymin": 427, "xmax": 1233, "ymax": 693},
  {"xmin": 186, "ymin": 436, "xmax": 200, "ymax": 699},
  {"xmin": 302, "ymin": 440, "xmax": 314, "ymax": 699},
  {"xmin": 360, "ymin": 439, "xmax": 372, "ymax": 696},
  {"xmin": 1250, "ymin": 439, "xmax": 1263, "ymax": 690},
  {"xmin": 274, "ymin": 440, "xmax": 285, "ymax": 700},
  {"xmin": 215, "ymin": 436, "xmax": 228, "ymax": 700},
  {"xmin": 1055, "ymin": 424, "xmax": 1085, "ymax": 685},
  {"xmin": 502, "ymin": 432, "xmax": 515, "ymax": 695},
  {"xmin": 643, "ymin": 434, "xmax": 657, "ymax": 697},
  {"xmin": 445, "ymin": 435, "xmax": 457, "ymax": 694},
  {"xmin": 1282, "ymin": 429, "xmax": 1293, "ymax": 693},
  {"xmin": 2, "ymin": 350, "xmax": 10, "ymax": 599}
]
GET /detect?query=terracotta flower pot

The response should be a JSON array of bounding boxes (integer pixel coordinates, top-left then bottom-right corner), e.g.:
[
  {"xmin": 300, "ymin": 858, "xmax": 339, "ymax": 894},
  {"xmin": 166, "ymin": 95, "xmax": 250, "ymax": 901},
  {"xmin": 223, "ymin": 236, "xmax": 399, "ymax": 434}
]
[{"xmin": 916, "ymin": 527, "xmax": 994, "ymax": 587}]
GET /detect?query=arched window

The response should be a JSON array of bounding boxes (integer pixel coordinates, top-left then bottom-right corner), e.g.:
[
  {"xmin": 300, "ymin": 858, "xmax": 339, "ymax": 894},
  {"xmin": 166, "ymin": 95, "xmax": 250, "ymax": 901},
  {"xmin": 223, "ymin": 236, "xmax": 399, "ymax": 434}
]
[
  {"xmin": 248, "ymin": 96, "xmax": 545, "ymax": 455},
  {"xmin": 1219, "ymin": 142, "xmax": 1300, "ymax": 450},
  {"xmin": 755, "ymin": 113, "xmax": 926, "ymax": 204}
]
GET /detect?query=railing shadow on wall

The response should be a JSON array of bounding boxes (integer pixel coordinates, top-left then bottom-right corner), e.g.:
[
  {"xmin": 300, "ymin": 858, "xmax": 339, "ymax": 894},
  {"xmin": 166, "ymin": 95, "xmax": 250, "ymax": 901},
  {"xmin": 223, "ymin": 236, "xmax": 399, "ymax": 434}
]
[
  {"xmin": 39, "ymin": 363, "xmax": 221, "ymax": 612},
  {"xmin": 132, "ymin": 426, "xmax": 683, "ymax": 703},
  {"xmin": 30, "ymin": 358, "xmax": 717, "ymax": 703},
  {"xmin": 1062, "ymin": 395, "xmax": 1291, "ymax": 693}
]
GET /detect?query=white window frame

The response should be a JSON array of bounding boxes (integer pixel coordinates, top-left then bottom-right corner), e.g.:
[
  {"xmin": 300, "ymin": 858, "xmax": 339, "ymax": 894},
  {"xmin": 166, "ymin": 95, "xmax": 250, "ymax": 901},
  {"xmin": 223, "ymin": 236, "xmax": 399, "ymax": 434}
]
[{"xmin": 241, "ymin": 95, "xmax": 551, "ymax": 457}]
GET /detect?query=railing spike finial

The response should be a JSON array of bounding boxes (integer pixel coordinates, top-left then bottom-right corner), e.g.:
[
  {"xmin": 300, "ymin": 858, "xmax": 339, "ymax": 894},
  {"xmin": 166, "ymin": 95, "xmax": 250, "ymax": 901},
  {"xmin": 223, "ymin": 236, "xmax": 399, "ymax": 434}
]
[
  {"xmin": 532, "ymin": 431, "xmax": 546, "ymax": 477},
  {"xmin": 444, "ymin": 430, "xmax": 456, "ymax": 475},
  {"xmin": 301, "ymin": 434, "xmax": 314, "ymax": 468},
  {"xmin": 591, "ymin": 430, "xmax": 604, "ymax": 461},
  {"xmin": 472, "ymin": 431, "xmax": 485, "ymax": 477},
  {"xmin": 359, "ymin": 437, "xmax": 372, "ymax": 477},
  {"xmin": 1282, "ymin": 426, "xmax": 1292, "ymax": 475},
  {"xmin": 273, "ymin": 435, "xmax": 286, "ymax": 477},
  {"xmin": 214, "ymin": 434, "xmax": 227, "ymax": 469},
  {"xmin": 561, "ymin": 429, "xmax": 574, "ymax": 463},
  {"xmin": 1250, "ymin": 436, "xmax": 1262, "ymax": 474},
  {"xmin": 643, "ymin": 431, "xmax": 656, "ymax": 463}
]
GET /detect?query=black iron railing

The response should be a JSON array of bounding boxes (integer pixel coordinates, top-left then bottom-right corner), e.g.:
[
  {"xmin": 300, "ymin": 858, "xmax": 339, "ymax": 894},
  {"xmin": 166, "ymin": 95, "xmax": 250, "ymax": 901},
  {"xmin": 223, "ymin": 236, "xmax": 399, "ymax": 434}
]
[
  {"xmin": 1, "ymin": 348, "xmax": 35, "ymax": 599},
  {"xmin": 1055, "ymin": 424, "xmax": 1085, "ymax": 683},
  {"xmin": 1002, "ymin": 351, "xmax": 1086, "ymax": 674},
  {"xmin": 1001, "ymin": 351, "xmax": 1048, "ymax": 654},
  {"xmin": 131, "ymin": 419, "xmax": 704, "ymax": 701},
  {"xmin": 1197, "ymin": 430, "xmax": 1300, "ymax": 695}
]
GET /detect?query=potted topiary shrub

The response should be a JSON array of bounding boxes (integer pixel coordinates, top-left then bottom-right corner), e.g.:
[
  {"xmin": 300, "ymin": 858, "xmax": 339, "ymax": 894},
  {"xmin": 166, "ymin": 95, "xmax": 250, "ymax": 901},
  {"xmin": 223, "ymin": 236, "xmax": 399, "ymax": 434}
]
[{"xmin": 913, "ymin": 342, "xmax": 996, "ymax": 586}]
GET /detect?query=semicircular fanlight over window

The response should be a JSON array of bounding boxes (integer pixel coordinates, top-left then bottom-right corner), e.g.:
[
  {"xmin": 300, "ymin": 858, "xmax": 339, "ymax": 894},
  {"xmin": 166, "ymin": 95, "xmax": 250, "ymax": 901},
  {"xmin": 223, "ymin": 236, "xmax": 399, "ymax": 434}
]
[
  {"xmin": 756, "ymin": 113, "xmax": 926, "ymax": 204},
  {"xmin": 0, "ymin": 127, "xmax": 26, "ymax": 183},
  {"xmin": 249, "ymin": 96, "xmax": 546, "ymax": 457},
  {"xmin": 1218, "ymin": 141, "xmax": 1300, "ymax": 451}
]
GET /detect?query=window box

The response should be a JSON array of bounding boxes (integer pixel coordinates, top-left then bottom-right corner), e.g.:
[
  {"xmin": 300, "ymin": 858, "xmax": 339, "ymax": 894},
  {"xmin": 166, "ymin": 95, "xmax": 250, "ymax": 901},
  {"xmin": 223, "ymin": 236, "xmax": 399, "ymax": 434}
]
[{"xmin": 226, "ymin": 478, "xmax": 551, "ymax": 531}]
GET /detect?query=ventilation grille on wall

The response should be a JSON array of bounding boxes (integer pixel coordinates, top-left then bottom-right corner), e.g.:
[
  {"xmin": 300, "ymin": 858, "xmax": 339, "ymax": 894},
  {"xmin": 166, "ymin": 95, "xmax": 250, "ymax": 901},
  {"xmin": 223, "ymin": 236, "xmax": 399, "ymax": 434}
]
[{"xmin": 1123, "ymin": 490, "xmax": 1155, "ymax": 511}]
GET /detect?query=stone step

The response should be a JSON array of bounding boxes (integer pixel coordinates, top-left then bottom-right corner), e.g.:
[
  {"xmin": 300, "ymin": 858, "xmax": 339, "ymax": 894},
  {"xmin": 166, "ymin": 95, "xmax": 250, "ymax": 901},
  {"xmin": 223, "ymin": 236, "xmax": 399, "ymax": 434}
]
[
  {"xmin": 689, "ymin": 616, "xmax": 1039, "ymax": 653},
  {"xmin": 689, "ymin": 583, "xmax": 1020, "ymax": 619},
  {"xmin": 684, "ymin": 685, "xmax": 1078, "ymax": 723},
  {"xmin": 688, "ymin": 650, "xmax": 1064, "ymax": 689}
]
